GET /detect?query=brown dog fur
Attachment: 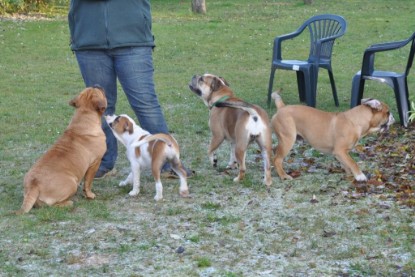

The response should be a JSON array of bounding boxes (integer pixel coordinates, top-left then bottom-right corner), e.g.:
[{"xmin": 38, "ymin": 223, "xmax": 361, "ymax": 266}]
[
  {"xmin": 15, "ymin": 87, "xmax": 107, "ymax": 214},
  {"xmin": 271, "ymin": 92, "xmax": 394, "ymax": 181},
  {"xmin": 189, "ymin": 74, "xmax": 272, "ymax": 189}
]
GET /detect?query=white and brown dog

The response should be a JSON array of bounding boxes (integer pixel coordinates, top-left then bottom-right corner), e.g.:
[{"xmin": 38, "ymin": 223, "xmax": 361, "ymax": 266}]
[
  {"xmin": 189, "ymin": 74, "xmax": 272, "ymax": 189},
  {"xmin": 271, "ymin": 92, "xmax": 395, "ymax": 182},
  {"xmin": 105, "ymin": 114, "xmax": 189, "ymax": 201},
  {"xmin": 16, "ymin": 86, "xmax": 107, "ymax": 214}
]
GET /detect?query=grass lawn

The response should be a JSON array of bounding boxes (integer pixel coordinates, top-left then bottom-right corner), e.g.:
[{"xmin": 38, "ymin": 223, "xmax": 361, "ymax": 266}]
[{"xmin": 0, "ymin": 0, "xmax": 414, "ymax": 276}]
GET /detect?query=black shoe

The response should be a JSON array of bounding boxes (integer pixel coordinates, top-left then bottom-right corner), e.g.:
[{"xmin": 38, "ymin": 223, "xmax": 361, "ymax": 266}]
[{"xmin": 94, "ymin": 168, "xmax": 116, "ymax": 180}]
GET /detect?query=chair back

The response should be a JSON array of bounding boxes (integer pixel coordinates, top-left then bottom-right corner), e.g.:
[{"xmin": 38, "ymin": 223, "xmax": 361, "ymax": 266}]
[
  {"xmin": 361, "ymin": 32, "xmax": 415, "ymax": 77},
  {"xmin": 304, "ymin": 14, "xmax": 347, "ymax": 63},
  {"xmin": 405, "ymin": 32, "xmax": 415, "ymax": 77}
]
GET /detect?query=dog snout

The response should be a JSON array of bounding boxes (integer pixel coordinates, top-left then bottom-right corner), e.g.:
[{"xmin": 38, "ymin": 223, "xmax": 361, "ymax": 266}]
[
  {"xmin": 191, "ymin": 75, "xmax": 202, "ymax": 84},
  {"xmin": 104, "ymin": 114, "xmax": 118, "ymax": 127},
  {"xmin": 189, "ymin": 75, "xmax": 201, "ymax": 93}
]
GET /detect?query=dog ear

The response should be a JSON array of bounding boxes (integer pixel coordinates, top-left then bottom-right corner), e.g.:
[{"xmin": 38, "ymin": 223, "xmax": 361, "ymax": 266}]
[
  {"xmin": 219, "ymin": 76, "xmax": 230, "ymax": 87},
  {"xmin": 96, "ymin": 100, "xmax": 107, "ymax": 114},
  {"xmin": 211, "ymin": 76, "xmax": 228, "ymax": 91},
  {"xmin": 90, "ymin": 87, "xmax": 107, "ymax": 114},
  {"xmin": 361, "ymin": 98, "xmax": 382, "ymax": 111},
  {"xmin": 69, "ymin": 96, "xmax": 79, "ymax": 108},
  {"xmin": 123, "ymin": 120, "xmax": 134, "ymax": 135}
]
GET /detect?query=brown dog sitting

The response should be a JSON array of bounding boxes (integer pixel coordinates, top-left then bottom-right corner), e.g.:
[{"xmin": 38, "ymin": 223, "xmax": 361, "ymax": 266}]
[
  {"xmin": 189, "ymin": 74, "xmax": 273, "ymax": 189},
  {"xmin": 271, "ymin": 92, "xmax": 395, "ymax": 182},
  {"xmin": 15, "ymin": 86, "xmax": 107, "ymax": 214}
]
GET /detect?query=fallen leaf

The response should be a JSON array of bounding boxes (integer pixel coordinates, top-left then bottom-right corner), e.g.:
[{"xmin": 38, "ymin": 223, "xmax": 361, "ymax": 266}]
[{"xmin": 322, "ymin": 230, "xmax": 336, "ymax": 238}]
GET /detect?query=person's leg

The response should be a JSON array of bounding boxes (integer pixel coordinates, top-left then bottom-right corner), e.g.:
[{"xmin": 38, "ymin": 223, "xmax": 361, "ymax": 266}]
[
  {"xmin": 112, "ymin": 47, "xmax": 169, "ymax": 134},
  {"xmin": 75, "ymin": 50, "xmax": 118, "ymax": 174},
  {"xmin": 113, "ymin": 47, "xmax": 193, "ymax": 177},
  {"xmin": 113, "ymin": 47, "xmax": 172, "ymax": 172}
]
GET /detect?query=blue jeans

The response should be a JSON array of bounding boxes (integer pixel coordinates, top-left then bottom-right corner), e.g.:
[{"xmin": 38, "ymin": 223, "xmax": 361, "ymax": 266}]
[{"xmin": 75, "ymin": 47, "xmax": 169, "ymax": 171}]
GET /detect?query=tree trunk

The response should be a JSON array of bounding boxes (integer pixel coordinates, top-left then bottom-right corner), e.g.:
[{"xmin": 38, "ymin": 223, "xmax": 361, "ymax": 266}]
[{"xmin": 192, "ymin": 0, "xmax": 206, "ymax": 14}]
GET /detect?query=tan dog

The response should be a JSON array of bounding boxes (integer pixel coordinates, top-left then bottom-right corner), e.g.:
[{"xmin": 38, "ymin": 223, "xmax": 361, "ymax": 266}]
[
  {"xmin": 16, "ymin": 87, "xmax": 107, "ymax": 214},
  {"xmin": 105, "ymin": 114, "xmax": 189, "ymax": 201},
  {"xmin": 189, "ymin": 74, "xmax": 272, "ymax": 189},
  {"xmin": 271, "ymin": 92, "xmax": 395, "ymax": 181}
]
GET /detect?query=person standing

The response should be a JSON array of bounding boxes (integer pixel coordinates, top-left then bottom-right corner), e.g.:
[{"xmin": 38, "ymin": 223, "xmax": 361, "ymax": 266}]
[{"xmin": 68, "ymin": 0, "xmax": 192, "ymax": 178}]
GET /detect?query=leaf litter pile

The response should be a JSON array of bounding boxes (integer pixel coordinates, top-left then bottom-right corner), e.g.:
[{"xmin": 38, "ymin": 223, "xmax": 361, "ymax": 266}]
[
  {"xmin": 355, "ymin": 125, "xmax": 415, "ymax": 208},
  {"xmin": 285, "ymin": 123, "xmax": 415, "ymax": 208}
]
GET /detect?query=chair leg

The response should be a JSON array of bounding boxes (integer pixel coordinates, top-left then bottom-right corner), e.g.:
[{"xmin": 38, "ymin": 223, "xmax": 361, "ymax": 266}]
[
  {"xmin": 296, "ymin": 71, "xmax": 306, "ymax": 103},
  {"xmin": 393, "ymin": 78, "xmax": 410, "ymax": 128},
  {"xmin": 267, "ymin": 67, "xmax": 276, "ymax": 108},
  {"xmin": 309, "ymin": 66, "xmax": 318, "ymax": 107},
  {"xmin": 304, "ymin": 67, "xmax": 316, "ymax": 107},
  {"xmin": 328, "ymin": 69, "xmax": 339, "ymax": 107},
  {"xmin": 350, "ymin": 73, "xmax": 364, "ymax": 108}
]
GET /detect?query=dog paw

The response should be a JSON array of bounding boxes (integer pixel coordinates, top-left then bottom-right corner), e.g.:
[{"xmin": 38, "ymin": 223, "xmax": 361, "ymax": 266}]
[
  {"xmin": 226, "ymin": 162, "xmax": 238, "ymax": 170},
  {"xmin": 84, "ymin": 191, "xmax": 96, "ymax": 199},
  {"xmin": 283, "ymin": 175, "xmax": 293, "ymax": 181},
  {"xmin": 209, "ymin": 154, "xmax": 218, "ymax": 167},
  {"xmin": 129, "ymin": 190, "xmax": 139, "ymax": 197},
  {"xmin": 180, "ymin": 190, "xmax": 190, "ymax": 198},
  {"xmin": 355, "ymin": 173, "xmax": 367, "ymax": 182},
  {"xmin": 14, "ymin": 209, "xmax": 25, "ymax": 215},
  {"xmin": 119, "ymin": 181, "xmax": 128, "ymax": 187},
  {"xmin": 154, "ymin": 194, "xmax": 163, "ymax": 201}
]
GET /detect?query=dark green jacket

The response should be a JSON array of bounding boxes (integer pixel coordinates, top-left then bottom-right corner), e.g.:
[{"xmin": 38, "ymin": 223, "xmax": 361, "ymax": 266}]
[{"xmin": 68, "ymin": 0, "xmax": 155, "ymax": 51}]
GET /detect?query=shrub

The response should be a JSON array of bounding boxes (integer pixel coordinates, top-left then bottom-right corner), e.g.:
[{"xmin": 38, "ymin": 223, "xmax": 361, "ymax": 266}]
[
  {"xmin": 0, "ymin": 0, "xmax": 66, "ymax": 15},
  {"xmin": 409, "ymin": 101, "xmax": 415, "ymax": 122}
]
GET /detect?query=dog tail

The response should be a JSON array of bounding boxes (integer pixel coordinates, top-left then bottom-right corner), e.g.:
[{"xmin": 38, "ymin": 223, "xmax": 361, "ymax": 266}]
[
  {"xmin": 215, "ymin": 100, "xmax": 260, "ymax": 121},
  {"xmin": 131, "ymin": 133, "xmax": 175, "ymax": 148},
  {"xmin": 15, "ymin": 177, "xmax": 40, "ymax": 215},
  {"xmin": 271, "ymin": 90, "xmax": 285, "ymax": 109}
]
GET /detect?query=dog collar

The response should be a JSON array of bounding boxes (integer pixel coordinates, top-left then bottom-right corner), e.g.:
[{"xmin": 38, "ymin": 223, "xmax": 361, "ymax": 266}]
[{"xmin": 209, "ymin": 96, "xmax": 230, "ymax": 109}]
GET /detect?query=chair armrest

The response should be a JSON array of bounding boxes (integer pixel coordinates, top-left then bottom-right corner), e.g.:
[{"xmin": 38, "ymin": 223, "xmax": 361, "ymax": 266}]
[
  {"xmin": 365, "ymin": 39, "xmax": 411, "ymax": 54},
  {"xmin": 272, "ymin": 26, "xmax": 307, "ymax": 60},
  {"xmin": 361, "ymin": 37, "xmax": 413, "ymax": 75}
]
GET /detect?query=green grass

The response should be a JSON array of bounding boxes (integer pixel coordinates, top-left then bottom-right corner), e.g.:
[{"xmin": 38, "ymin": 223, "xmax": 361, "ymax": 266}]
[
  {"xmin": 0, "ymin": 0, "xmax": 414, "ymax": 276},
  {"xmin": 196, "ymin": 256, "xmax": 212, "ymax": 268}
]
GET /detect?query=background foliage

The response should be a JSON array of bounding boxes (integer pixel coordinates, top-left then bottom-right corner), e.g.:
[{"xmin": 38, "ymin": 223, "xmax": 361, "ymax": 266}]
[{"xmin": 0, "ymin": 0, "xmax": 66, "ymax": 15}]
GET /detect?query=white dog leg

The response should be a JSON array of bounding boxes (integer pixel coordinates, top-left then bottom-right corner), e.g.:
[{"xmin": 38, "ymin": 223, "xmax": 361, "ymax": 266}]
[
  {"xmin": 119, "ymin": 172, "xmax": 132, "ymax": 187},
  {"xmin": 129, "ymin": 165, "xmax": 141, "ymax": 196},
  {"xmin": 154, "ymin": 181, "xmax": 163, "ymax": 201}
]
